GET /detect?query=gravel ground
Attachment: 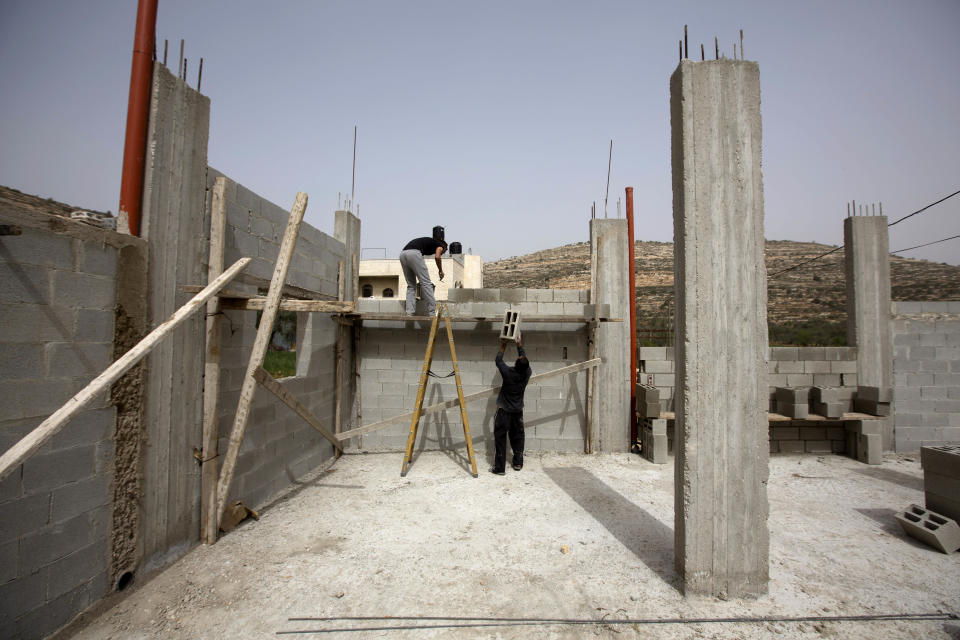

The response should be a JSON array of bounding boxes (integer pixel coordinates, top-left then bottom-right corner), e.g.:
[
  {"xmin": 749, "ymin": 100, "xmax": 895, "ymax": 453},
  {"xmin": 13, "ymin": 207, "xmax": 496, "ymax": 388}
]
[{"xmin": 60, "ymin": 451, "xmax": 960, "ymax": 639}]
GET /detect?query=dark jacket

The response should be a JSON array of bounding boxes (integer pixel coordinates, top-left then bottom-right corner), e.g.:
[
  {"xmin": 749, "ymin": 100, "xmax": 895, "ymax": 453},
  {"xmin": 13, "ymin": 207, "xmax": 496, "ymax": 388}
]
[
  {"xmin": 403, "ymin": 237, "xmax": 445, "ymax": 255},
  {"xmin": 495, "ymin": 346, "xmax": 531, "ymax": 413}
]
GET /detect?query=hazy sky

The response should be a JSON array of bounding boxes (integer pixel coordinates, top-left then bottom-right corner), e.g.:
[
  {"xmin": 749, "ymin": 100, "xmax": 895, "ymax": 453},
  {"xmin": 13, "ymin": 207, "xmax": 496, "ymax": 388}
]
[{"xmin": 1, "ymin": 1, "xmax": 958, "ymax": 265}]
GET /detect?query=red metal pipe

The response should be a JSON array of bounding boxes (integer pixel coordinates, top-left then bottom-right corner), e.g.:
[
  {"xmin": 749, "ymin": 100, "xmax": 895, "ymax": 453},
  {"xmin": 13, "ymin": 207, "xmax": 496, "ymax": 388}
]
[
  {"xmin": 118, "ymin": 0, "xmax": 158, "ymax": 236},
  {"xmin": 626, "ymin": 187, "xmax": 638, "ymax": 447}
]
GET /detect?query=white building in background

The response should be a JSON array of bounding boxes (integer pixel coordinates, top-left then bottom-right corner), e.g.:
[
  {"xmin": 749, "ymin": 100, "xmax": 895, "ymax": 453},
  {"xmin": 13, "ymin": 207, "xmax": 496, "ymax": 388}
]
[{"xmin": 358, "ymin": 252, "xmax": 483, "ymax": 300}]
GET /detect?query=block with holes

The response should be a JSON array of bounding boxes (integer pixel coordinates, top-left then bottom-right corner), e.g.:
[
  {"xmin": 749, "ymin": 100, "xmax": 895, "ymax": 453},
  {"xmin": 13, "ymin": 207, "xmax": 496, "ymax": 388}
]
[
  {"xmin": 641, "ymin": 418, "xmax": 668, "ymax": 464},
  {"xmin": 895, "ymin": 504, "xmax": 960, "ymax": 554},
  {"xmin": 499, "ymin": 309, "xmax": 521, "ymax": 342},
  {"xmin": 637, "ymin": 384, "xmax": 661, "ymax": 419}
]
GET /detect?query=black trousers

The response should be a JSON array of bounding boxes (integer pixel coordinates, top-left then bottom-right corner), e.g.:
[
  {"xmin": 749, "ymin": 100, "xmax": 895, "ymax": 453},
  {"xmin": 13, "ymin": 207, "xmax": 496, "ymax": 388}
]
[{"xmin": 493, "ymin": 408, "xmax": 524, "ymax": 471}]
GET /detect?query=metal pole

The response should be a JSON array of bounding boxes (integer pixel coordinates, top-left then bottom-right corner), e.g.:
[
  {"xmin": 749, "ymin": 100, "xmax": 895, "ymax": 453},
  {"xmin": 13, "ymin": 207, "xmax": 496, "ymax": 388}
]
[
  {"xmin": 625, "ymin": 187, "xmax": 638, "ymax": 450},
  {"xmin": 604, "ymin": 140, "xmax": 612, "ymax": 218},
  {"xmin": 351, "ymin": 125, "xmax": 357, "ymax": 211}
]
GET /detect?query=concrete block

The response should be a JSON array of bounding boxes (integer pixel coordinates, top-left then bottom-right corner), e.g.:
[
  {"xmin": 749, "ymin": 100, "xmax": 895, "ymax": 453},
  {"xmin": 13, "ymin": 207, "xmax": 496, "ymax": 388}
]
[
  {"xmin": 639, "ymin": 346, "xmax": 667, "ymax": 361},
  {"xmin": 779, "ymin": 440, "xmax": 804, "ymax": 453},
  {"xmin": 526, "ymin": 289, "xmax": 553, "ymax": 302},
  {"xmin": 50, "ymin": 473, "xmax": 111, "ymax": 523},
  {"xmin": 921, "ymin": 445, "xmax": 960, "ymax": 477},
  {"xmin": 857, "ymin": 433, "xmax": 882, "ymax": 465},
  {"xmin": 895, "ymin": 504, "xmax": 960, "ymax": 553},
  {"xmin": 921, "ymin": 301, "xmax": 950, "ymax": 313},
  {"xmin": 812, "ymin": 374, "xmax": 842, "ymax": 388},
  {"xmin": 79, "ymin": 242, "xmax": 118, "ymax": 276},
  {"xmin": 803, "ymin": 360, "xmax": 831, "ymax": 374},
  {"xmin": 52, "ymin": 271, "xmax": 115, "ymax": 309},
  {"xmin": 854, "ymin": 398, "xmax": 891, "ymax": 416},
  {"xmin": 0, "ymin": 342, "xmax": 46, "ymax": 380},
  {"xmin": 0, "ymin": 569, "xmax": 46, "ymax": 627},
  {"xmin": 840, "ymin": 373, "xmax": 857, "ymax": 387},
  {"xmin": 797, "ymin": 347, "xmax": 826, "ymax": 360},
  {"xmin": 859, "ymin": 385, "xmax": 893, "ymax": 403},
  {"xmin": 499, "ymin": 309, "xmax": 521, "ymax": 342},
  {"xmin": 45, "ymin": 342, "xmax": 113, "ymax": 378},
  {"xmin": 22, "ymin": 445, "xmax": 95, "ymax": 495},
  {"xmin": 799, "ymin": 426, "xmax": 826, "ymax": 440},
  {"xmin": 0, "ymin": 492, "xmax": 50, "ymax": 544},
  {"xmin": 499, "ymin": 289, "xmax": 527, "ymax": 304},
  {"xmin": 785, "ymin": 374, "xmax": 814, "ymax": 387},
  {"xmin": 472, "ymin": 289, "xmax": 501, "ymax": 302},
  {"xmin": 536, "ymin": 302, "xmax": 564, "ymax": 315},
  {"xmin": 923, "ymin": 471, "xmax": 960, "ymax": 505},
  {"xmin": 770, "ymin": 427, "xmax": 799, "ymax": 440},
  {"xmin": 770, "ymin": 347, "xmax": 798, "ymax": 361},
  {"xmin": 18, "ymin": 511, "xmax": 94, "ymax": 573},
  {"xmin": 641, "ymin": 425, "xmax": 668, "ymax": 464},
  {"xmin": 553, "ymin": 290, "xmax": 580, "ymax": 302},
  {"xmin": 846, "ymin": 419, "xmax": 882, "ymax": 436},
  {"xmin": 926, "ymin": 494, "xmax": 960, "ymax": 524},
  {"xmin": 812, "ymin": 386, "xmax": 841, "ymax": 403},
  {"xmin": 775, "ymin": 360, "xmax": 804, "ymax": 374},
  {"xmin": 804, "ymin": 440, "xmax": 833, "ymax": 453},
  {"xmin": 777, "ymin": 402, "xmax": 808, "ymax": 419},
  {"xmin": 814, "ymin": 401, "xmax": 845, "ymax": 419},
  {"xmin": 46, "ymin": 542, "xmax": 106, "ymax": 601},
  {"xmin": 641, "ymin": 359, "xmax": 673, "ymax": 374}
]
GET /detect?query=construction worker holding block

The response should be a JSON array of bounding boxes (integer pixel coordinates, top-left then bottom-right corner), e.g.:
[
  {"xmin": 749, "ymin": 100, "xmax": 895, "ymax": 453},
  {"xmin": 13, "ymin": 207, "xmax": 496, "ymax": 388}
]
[{"xmin": 491, "ymin": 336, "xmax": 531, "ymax": 475}]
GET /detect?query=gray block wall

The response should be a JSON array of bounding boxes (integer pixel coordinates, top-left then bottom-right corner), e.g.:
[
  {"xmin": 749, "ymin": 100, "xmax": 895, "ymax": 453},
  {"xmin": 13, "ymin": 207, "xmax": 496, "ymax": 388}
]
[
  {"xmin": 670, "ymin": 58, "xmax": 769, "ymax": 598},
  {"xmin": 208, "ymin": 173, "xmax": 346, "ymax": 513},
  {"xmin": 892, "ymin": 301, "xmax": 960, "ymax": 451},
  {"xmin": 353, "ymin": 290, "xmax": 592, "ymax": 458},
  {"xmin": 0, "ymin": 210, "xmax": 140, "ymax": 639}
]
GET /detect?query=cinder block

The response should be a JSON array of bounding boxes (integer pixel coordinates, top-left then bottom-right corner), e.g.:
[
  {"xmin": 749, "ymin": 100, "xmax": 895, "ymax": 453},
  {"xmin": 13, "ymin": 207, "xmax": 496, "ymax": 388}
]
[
  {"xmin": 921, "ymin": 445, "xmax": 960, "ymax": 478},
  {"xmin": 639, "ymin": 346, "xmax": 667, "ymax": 361},
  {"xmin": 553, "ymin": 290, "xmax": 580, "ymax": 303},
  {"xmin": 799, "ymin": 426, "xmax": 826, "ymax": 440},
  {"xmin": 926, "ymin": 494, "xmax": 960, "ymax": 525},
  {"xmin": 641, "ymin": 425, "xmax": 668, "ymax": 464},
  {"xmin": 499, "ymin": 289, "xmax": 527, "ymax": 304},
  {"xmin": 770, "ymin": 426, "xmax": 799, "ymax": 440},
  {"xmin": 797, "ymin": 347, "xmax": 826, "ymax": 360},
  {"xmin": 845, "ymin": 419, "xmax": 882, "ymax": 436},
  {"xmin": 854, "ymin": 397, "xmax": 891, "ymax": 416},
  {"xmin": 814, "ymin": 401, "xmax": 845, "ymax": 419},
  {"xmin": 637, "ymin": 384, "xmax": 660, "ymax": 404},
  {"xmin": 857, "ymin": 432, "xmax": 882, "ymax": 465},
  {"xmin": 775, "ymin": 361, "xmax": 804, "ymax": 374},
  {"xmin": 779, "ymin": 440, "xmax": 804, "ymax": 453},
  {"xmin": 785, "ymin": 374, "xmax": 814, "ymax": 387},
  {"xmin": 770, "ymin": 347, "xmax": 798, "ymax": 361},
  {"xmin": 803, "ymin": 360, "xmax": 831, "ymax": 374},
  {"xmin": 895, "ymin": 504, "xmax": 960, "ymax": 553},
  {"xmin": 22, "ymin": 445, "xmax": 95, "ymax": 495},
  {"xmin": 858, "ymin": 386, "xmax": 893, "ymax": 402},
  {"xmin": 499, "ymin": 309, "xmax": 521, "ymax": 342},
  {"xmin": 638, "ymin": 401, "xmax": 660, "ymax": 419},
  {"xmin": 805, "ymin": 440, "xmax": 833, "ymax": 453},
  {"xmin": 526, "ymin": 289, "xmax": 553, "ymax": 302},
  {"xmin": 777, "ymin": 402, "xmax": 808, "ymax": 419}
]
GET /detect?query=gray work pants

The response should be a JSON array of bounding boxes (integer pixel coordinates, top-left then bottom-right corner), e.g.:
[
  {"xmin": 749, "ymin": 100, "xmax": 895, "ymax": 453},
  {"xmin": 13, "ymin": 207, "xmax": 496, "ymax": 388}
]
[{"xmin": 399, "ymin": 249, "xmax": 435, "ymax": 316}]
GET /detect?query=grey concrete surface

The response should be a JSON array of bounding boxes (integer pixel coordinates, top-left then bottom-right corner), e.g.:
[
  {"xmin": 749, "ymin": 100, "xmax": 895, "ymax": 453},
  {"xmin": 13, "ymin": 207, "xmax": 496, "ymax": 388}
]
[
  {"xmin": 670, "ymin": 59, "xmax": 769, "ymax": 597},
  {"xmin": 590, "ymin": 219, "xmax": 630, "ymax": 452}
]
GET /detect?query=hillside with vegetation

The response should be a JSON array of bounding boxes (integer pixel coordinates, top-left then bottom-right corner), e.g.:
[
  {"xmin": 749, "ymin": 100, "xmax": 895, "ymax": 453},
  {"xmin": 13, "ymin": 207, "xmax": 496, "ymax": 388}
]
[{"xmin": 483, "ymin": 239, "xmax": 960, "ymax": 345}]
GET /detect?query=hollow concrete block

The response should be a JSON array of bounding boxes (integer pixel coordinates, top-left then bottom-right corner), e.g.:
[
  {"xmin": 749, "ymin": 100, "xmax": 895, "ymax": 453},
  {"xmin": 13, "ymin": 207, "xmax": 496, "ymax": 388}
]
[{"xmin": 895, "ymin": 504, "xmax": 960, "ymax": 554}]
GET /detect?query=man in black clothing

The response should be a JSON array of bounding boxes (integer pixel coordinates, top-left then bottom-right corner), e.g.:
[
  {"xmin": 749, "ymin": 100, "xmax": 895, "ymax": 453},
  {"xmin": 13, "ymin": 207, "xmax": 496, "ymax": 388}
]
[
  {"xmin": 491, "ymin": 336, "xmax": 531, "ymax": 475},
  {"xmin": 399, "ymin": 237, "xmax": 447, "ymax": 316}
]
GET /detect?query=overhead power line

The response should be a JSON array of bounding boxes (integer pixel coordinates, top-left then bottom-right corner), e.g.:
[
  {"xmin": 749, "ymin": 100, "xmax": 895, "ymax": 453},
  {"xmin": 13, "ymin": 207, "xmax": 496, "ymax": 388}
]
[
  {"xmin": 887, "ymin": 188, "xmax": 960, "ymax": 227},
  {"xmin": 769, "ymin": 188, "xmax": 960, "ymax": 279},
  {"xmin": 891, "ymin": 233, "xmax": 960, "ymax": 255},
  {"xmin": 768, "ymin": 246, "xmax": 842, "ymax": 280}
]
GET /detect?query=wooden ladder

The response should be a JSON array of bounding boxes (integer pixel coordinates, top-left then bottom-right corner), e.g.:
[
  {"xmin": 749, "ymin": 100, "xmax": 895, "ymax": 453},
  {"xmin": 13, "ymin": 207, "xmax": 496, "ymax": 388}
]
[{"xmin": 400, "ymin": 303, "xmax": 478, "ymax": 478}]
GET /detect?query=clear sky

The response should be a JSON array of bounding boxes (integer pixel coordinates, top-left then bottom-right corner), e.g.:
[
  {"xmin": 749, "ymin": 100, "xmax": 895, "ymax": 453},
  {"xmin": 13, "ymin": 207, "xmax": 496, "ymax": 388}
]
[{"xmin": 1, "ymin": 1, "xmax": 958, "ymax": 265}]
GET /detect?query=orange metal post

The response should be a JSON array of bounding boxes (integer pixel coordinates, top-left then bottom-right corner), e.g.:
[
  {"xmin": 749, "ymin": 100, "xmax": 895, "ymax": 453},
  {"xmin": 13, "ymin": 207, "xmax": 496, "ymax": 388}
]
[
  {"xmin": 626, "ymin": 187, "xmax": 638, "ymax": 447},
  {"xmin": 118, "ymin": 0, "xmax": 158, "ymax": 236}
]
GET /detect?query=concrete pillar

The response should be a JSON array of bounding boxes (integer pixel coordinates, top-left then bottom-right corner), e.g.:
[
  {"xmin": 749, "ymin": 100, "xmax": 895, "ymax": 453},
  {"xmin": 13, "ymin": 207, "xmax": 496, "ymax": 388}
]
[
  {"xmin": 590, "ymin": 218, "xmax": 630, "ymax": 451},
  {"xmin": 670, "ymin": 59, "xmax": 769, "ymax": 597},
  {"xmin": 334, "ymin": 210, "xmax": 361, "ymax": 301},
  {"xmin": 844, "ymin": 216, "xmax": 893, "ymax": 448},
  {"xmin": 138, "ymin": 62, "xmax": 210, "ymax": 568}
]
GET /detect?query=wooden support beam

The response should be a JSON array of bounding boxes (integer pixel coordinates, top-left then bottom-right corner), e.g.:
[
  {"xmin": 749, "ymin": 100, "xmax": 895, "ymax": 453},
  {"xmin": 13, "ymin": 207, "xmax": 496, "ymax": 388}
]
[
  {"xmin": 215, "ymin": 193, "xmax": 307, "ymax": 530},
  {"xmin": 182, "ymin": 284, "xmax": 335, "ymax": 301},
  {"xmin": 0, "ymin": 257, "xmax": 251, "ymax": 482},
  {"xmin": 351, "ymin": 313, "xmax": 622, "ymax": 323},
  {"xmin": 338, "ymin": 357, "xmax": 602, "ymax": 441},
  {"xmin": 200, "ymin": 176, "xmax": 227, "ymax": 544},
  {"xmin": 219, "ymin": 298, "xmax": 356, "ymax": 313},
  {"xmin": 252, "ymin": 368, "xmax": 342, "ymax": 452}
]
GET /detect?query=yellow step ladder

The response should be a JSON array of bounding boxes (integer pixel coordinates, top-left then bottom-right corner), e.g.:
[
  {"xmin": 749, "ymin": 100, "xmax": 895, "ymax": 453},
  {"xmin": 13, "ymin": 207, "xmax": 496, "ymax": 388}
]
[{"xmin": 400, "ymin": 303, "xmax": 478, "ymax": 478}]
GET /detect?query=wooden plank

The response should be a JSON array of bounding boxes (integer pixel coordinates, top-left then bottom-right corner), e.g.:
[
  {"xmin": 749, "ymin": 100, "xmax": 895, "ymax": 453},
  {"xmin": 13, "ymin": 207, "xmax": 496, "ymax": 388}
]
[
  {"xmin": 182, "ymin": 283, "xmax": 335, "ymax": 301},
  {"xmin": 339, "ymin": 357, "xmax": 602, "ymax": 441},
  {"xmin": 350, "ymin": 313, "xmax": 622, "ymax": 323},
  {"xmin": 200, "ymin": 176, "xmax": 227, "ymax": 544},
  {"xmin": 0, "ymin": 257, "xmax": 251, "ymax": 482},
  {"xmin": 219, "ymin": 298, "xmax": 356, "ymax": 313},
  {"xmin": 252, "ymin": 367, "xmax": 342, "ymax": 452},
  {"xmin": 215, "ymin": 193, "xmax": 308, "ymax": 529},
  {"xmin": 659, "ymin": 410, "xmax": 883, "ymax": 423}
]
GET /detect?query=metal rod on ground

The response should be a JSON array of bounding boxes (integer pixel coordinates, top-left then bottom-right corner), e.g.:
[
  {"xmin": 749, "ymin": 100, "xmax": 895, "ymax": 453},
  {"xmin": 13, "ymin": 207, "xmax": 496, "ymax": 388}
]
[
  {"xmin": 0, "ymin": 258, "xmax": 251, "ymax": 482},
  {"xmin": 216, "ymin": 194, "xmax": 308, "ymax": 531},
  {"xmin": 625, "ymin": 187, "xmax": 638, "ymax": 450},
  {"xmin": 200, "ymin": 177, "xmax": 228, "ymax": 544}
]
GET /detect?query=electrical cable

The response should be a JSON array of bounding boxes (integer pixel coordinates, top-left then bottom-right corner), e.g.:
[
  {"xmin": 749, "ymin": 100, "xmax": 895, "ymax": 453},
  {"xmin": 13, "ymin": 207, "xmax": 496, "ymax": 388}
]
[
  {"xmin": 768, "ymin": 188, "xmax": 960, "ymax": 279},
  {"xmin": 887, "ymin": 188, "xmax": 960, "ymax": 227},
  {"xmin": 891, "ymin": 233, "xmax": 960, "ymax": 255},
  {"xmin": 768, "ymin": 246, "xmax": 842, "ymax": 280}
]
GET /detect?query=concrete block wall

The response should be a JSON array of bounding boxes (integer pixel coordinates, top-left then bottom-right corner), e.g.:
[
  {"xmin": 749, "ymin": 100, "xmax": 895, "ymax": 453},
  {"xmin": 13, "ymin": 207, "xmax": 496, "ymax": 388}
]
[
  {"xmin": 892, "ymin": 301, "xmax": 960, "ymax": 451},
  {"xmin": 210, "ymin": 172, "xmax": 346, "ymax": 512},
  {"xmin": 353, "ymin": 290, "xmax": 592, "ymax": 457},
  {"xmin": 639, "ymin": 346, "xmax": 858, "ymax": 413},
  {"xmin": 0, "ymin": 213, "xmax": 138, "ymax": 638}
]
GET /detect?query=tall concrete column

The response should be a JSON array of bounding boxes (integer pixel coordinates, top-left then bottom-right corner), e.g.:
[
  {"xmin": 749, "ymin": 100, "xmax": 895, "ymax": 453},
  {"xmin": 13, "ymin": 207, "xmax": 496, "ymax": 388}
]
[
  {"xmin": 334, "ymin": 210, "xmax": 361, "ymax": 301},
  {"xmin": 670, "ymin": 59, "xmax": 769, "ymax": 597},
  {"xmin": 844, "ymin": 216, "xmax": 893, "ymax": 448},
  {"xmin": 590, "ymin": 218, "xmax": 630, "ymax": 451}
]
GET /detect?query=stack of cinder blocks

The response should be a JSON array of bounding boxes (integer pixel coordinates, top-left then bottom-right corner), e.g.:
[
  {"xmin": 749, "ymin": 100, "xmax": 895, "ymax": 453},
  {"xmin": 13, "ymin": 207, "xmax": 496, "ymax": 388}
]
[
  {"xmin": 637, "ymin": 383, "xmax": 668, "ymax": 463},
  {"xmin": 775, "ymin": 387, "xmax": 809, "ymax": 419},
  {"xmin": 811, "ymin": 386, "xmax": 850, "ymax": 419},
  {"xmin": 921, "ymin": 445, "xmax": 960, "ymax": 522},
  {"xmin": 499, "ymin": 309, "xmax": 521, "ymax": 342},
  {"xmin": 637, "ymin": 384, "xmax": 661, "ymax": 419},
  {"xmin": 844, "ymin": 420, "xmax": 882, "ymax": 465},
  {"xmin": 854, "ymin": 385, "xmax": 892, "ymax": 416}
]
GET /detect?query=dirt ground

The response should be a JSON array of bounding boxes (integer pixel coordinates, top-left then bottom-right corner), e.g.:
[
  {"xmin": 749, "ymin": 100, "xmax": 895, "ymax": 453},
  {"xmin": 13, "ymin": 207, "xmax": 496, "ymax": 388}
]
[{"xmin": 60, "ymin": 450, "xmax": 960, "ymax": 639}]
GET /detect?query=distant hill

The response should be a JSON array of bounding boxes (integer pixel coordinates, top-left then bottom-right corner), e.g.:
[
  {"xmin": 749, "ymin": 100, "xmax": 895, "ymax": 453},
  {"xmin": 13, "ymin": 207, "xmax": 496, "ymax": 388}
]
[{"xmin": 483, "ymin": 239, "xmax": 960, "ymax": 345}]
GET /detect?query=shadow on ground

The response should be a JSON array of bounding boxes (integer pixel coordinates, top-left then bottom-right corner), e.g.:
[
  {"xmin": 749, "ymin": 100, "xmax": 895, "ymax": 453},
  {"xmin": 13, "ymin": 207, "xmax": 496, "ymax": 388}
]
[
  {"xmin": 544, "ymin": 466, "xmax": 679, "ymax": 591},
  {"xmin": 851, "ymin": 466, "xmax": 924, "ymax": 492}
]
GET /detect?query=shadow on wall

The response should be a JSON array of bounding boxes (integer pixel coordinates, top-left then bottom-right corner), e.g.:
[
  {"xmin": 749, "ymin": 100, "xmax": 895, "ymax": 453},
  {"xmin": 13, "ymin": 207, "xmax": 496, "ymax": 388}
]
[{"xmin": 543, "ymin": 466, "xmax": 679, "ymax": 592}]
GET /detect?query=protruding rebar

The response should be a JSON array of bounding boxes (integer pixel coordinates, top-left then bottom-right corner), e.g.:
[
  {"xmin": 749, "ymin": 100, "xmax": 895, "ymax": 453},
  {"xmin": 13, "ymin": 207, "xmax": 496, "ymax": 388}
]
[
  {"xmin": 684, "ymin": 25, "xmax": 688, "ymax": 59},
  {"xmin": 198, "ymin": 57, "xmax": 203, "ymax": 92},
  {"xmin": 701, "ymin": 43, "xmax": 705, "ymax": 60},
  {"xmin": 163, "ymin": 39, "xmax": 168, "ymax": 66},
  {"xmin": 715, "ymin": 36, "xmax": 719, "ymax": 60},
  {"xmin": 179, "ymin": 39, "xmax": 184, "ymax": 79},
  {"xmin": 740, "ymin": 29, "xmax": 744, "ymax": 59}
]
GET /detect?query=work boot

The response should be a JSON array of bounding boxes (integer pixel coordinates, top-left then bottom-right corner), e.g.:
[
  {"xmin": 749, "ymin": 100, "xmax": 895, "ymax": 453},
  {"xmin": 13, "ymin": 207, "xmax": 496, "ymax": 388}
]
[
  {"xmin": 512, "ymin": 455, "xmax": 523, "ymax": 471},
  {"xmin": 489, "ymin": 467, "xmax": 505, "ymax": 476}
]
